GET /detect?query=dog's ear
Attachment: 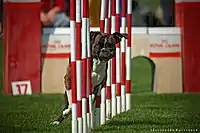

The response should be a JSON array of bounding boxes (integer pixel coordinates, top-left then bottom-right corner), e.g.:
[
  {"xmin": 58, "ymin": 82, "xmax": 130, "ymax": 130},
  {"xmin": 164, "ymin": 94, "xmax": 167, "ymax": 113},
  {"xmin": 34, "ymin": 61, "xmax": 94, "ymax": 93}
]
[
  {"xmin": 111, "ymin": 32, "xmax": 128, "ymax": 44},
  {"xmin": 90, "ymin": 31, "xmax": 101, "ymax": 44}
]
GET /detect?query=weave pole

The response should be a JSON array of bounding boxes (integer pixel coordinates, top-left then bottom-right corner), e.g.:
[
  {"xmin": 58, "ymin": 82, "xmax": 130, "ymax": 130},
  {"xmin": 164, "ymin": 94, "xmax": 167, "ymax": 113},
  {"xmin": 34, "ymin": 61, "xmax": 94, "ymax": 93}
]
[
  {"xmin": 116, "ymin": 0, "xmax": 121, "ymax": 114},
  {"xmin": 106, "ymin": 0, "xmax": 112, "ymax": 120},
  {"xmin": 82, "ymin": 0, "xmax": 89, "ymax": 132},
  {"xmin": 76, "ymin": 0, "xmax": 83, "ymax": 132},
  {"xmin": 94, "ymin": 0, "xmax": 106, "ymax": 127},
  {"xmin": 121, "ymin": 0, "xmax": 127, "ymax": 112},
  {"xmin": 100, "ymin": 0, "xmax": 107, "ymax": 125},
  {"xmin": 126, "ymin": 0, "xmax": 132, "ymax": 111},
  {"xmin": 70, "ymin": 0, "xmax": 78, "ymax": 132},
  {"xmin": 100, "ymin": 84, "xmax": 106, "ymax": 125},
  {"xmin": 111, "ymin": 0, "xmax": 117, "ymax": 118},
  {"xmin": 85, "ymin": 0, "xmax": 93, "ymax": 130}
]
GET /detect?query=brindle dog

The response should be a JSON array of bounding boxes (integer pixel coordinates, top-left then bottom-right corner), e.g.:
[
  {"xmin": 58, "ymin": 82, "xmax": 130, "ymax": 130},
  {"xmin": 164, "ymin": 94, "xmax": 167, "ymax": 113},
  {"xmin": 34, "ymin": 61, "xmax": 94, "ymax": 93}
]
[{"xmin": 52, "ymin": 31, "xmax": 127, "ymax": 125}]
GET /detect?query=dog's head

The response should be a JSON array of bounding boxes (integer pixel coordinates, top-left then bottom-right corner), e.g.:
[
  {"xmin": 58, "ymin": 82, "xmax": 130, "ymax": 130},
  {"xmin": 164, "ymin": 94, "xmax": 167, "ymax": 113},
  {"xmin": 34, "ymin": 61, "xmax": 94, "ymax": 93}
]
[{"xmin": 90, "ymin": 31, "xmax": 128, "ymax": 61}]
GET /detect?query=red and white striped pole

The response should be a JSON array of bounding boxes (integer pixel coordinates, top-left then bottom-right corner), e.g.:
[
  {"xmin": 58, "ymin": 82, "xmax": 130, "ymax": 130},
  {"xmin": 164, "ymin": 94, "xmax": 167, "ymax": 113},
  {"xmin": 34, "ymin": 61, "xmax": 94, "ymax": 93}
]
[
  {"xmin": 104, "ymin": 0, "xmax": 109, "ymax": 34},
  {"xmin": 70, "ymin": 0, "xmax": 78, "ymax": 132},
  {"xmin": 82, "ymin": 0, "xmax": 89, "ymax": 132},
  {"xmin": 85, "ymin": 0, "xmax": 92, "ymax": 130},
  {"xmin": 121, "ymin": 0, "xmax": 127, "ymax": 112},
  {"xmin": 94, "ymin": 0, "xmax": 106, "ymax": 127},
  {"xmin": 111, "ymin": 0, "xmax": 117, "ymax": 118},
  {"xmin": 115, "ymin": 0, "xmax": 121, "ymax": 114},
  {"xmin": 126, "ymin": 0, "xmax": 132, "ymax": 111},
  {"xmin": 100, "ymin": 0, "xmax": 106, "ymax": 32},
  {"xmin": 76, "ymin": 0, "xmax": 83, "ymax": 132},
  {"xmin": 106, "ymin": 0, "xmax": 112, "ymax": 120},
  {"xmin": 100, "ymin": 0, "xmax": 107, "ymax": 125},
  {"xmin": 100, "ymin": 84, "xmax": 106, "ymax": 124}
]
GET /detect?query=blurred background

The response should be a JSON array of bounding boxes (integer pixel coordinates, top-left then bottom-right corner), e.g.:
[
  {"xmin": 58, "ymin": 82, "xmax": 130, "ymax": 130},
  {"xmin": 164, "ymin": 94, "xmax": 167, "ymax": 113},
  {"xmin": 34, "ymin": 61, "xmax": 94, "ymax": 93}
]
[{"xmin": 0, "ymin": 0, "xmax": 175, "ymax": 34}]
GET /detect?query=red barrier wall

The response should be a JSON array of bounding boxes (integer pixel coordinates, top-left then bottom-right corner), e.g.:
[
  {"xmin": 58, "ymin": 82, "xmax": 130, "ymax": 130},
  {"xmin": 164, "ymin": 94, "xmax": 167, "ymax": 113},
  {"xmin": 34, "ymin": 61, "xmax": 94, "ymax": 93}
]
[
  {"xmin": 3, "ymin": 2, "xmax": 41, "ymax": 94},
  {"xmin": 176, "ymin": 1, "xmax": 200, "ymax": 92}
]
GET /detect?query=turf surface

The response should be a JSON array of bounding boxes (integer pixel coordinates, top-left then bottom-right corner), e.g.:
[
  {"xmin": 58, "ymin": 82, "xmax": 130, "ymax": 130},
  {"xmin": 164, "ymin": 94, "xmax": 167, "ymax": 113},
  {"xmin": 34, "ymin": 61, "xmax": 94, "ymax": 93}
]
[{"xmin": 0, "ymin": 93, "xmax": 200, "ymax": 133}]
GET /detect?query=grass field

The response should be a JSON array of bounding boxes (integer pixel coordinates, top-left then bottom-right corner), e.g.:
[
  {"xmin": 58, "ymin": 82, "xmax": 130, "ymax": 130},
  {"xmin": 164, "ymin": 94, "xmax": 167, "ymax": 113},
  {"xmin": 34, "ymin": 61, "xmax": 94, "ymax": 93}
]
[{"xmin": 0, "ymin": 93, "xmax": 200, "ymax": 133}]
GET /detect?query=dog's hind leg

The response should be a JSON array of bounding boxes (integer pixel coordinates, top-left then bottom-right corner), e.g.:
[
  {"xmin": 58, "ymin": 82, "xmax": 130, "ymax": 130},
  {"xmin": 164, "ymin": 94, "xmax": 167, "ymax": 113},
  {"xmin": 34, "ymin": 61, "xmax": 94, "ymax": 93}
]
[
  {"xmin": 52, "ymin": 90, "xmax": 71, "ymax": 125},
  {"xmin": 52, "ymin": 66, "xmax": 72, "ymax": 125}
]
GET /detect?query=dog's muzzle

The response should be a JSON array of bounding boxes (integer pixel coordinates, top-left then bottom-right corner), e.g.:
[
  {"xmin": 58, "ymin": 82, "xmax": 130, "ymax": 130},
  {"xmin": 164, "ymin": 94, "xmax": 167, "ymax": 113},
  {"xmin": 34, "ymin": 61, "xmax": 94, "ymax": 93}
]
[{"xmin": 99, "ymin": 48, "xmax": 116, "ymax": 61}]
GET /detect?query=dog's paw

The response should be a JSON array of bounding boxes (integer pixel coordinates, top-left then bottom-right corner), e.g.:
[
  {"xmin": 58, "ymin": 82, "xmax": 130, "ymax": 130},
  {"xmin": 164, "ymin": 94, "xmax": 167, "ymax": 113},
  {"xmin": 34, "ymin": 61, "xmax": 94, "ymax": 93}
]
[{"xmin": 51, "ymin": 121, "xmax": 60, "ymax": 125}]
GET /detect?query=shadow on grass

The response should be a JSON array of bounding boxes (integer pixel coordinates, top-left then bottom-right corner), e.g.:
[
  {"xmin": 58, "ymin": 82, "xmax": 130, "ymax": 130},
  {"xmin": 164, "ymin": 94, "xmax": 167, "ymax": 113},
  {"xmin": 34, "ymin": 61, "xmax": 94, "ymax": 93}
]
[
  {"xmin": 94, "ymin": 119, "xmax": 167, "ymax": 132},
  {"xmin": 106, "ymin": 119, "xmax": 167, "ymax": 126},
  {"xmin": 0, "ymin": 124, "xmax": 23, "ymax": 133}
]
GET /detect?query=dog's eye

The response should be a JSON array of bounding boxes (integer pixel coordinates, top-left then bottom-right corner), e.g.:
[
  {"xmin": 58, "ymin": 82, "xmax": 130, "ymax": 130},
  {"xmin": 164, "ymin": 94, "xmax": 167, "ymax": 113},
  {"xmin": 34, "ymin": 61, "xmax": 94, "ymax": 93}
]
[
  {"xmin": 106, "ymin": 40, "xmax": 114, "ymax": 48},
  {"xmin": 106, "ymin": 43, "xmax": 111, "ymax": 47},
  {"xmin": 99, "ymin": 39, "xmax": 105, "ymax": 46}
]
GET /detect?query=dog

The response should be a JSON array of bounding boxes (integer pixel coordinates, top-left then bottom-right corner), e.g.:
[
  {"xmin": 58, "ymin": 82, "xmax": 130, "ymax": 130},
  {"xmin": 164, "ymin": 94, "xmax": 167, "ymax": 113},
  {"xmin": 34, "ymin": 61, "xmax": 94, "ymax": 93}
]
[{"xmin": 52, "ymin": 31, "xmax": 128, "ymax": 125}]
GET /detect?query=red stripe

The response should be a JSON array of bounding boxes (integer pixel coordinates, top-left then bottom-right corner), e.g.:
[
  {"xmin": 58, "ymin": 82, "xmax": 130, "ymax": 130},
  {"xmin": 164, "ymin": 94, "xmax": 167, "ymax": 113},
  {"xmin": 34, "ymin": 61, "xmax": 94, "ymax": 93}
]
[
  {"xmin": 116, "ymin": 43, "xmax": 120, "ymax": 48},
  {"xmin": 127, "ymin": 14, "xmax": 132, "ymax": 47},
  {"xmin": 149, "ymin": 52, "xmax": 181, "ymax": 58},
  {"xmin": 100, "ymin": 20, "xmax": 105, "ymax": 32},
  {"xmin": 77, "ymin": 101, "xmax": 82, "ymax": 117},
  {"xmin": 71, "ymin": 61, "xmax": 77, "ymax": 103},
  {"xmin": 70, "ymin": 0, "xmax": 76, "ymax": 20},
  {"xmin": 105, "ymin": 0, "xmax": 109, "ymax": 18},
  {"xmin": 106, "ymin": 86, "xmax": 111, "ymax": 99},
  {"xmin": 112, "ymin": 57, "xmax": 116, "ymax": 84},
  {"xmin": 83, "ymin": 0, "xmax": 87, "ymax": 17},
  {"xmin": 76, "ymin": 22, "xmax": 82, "ymax": 60},
  {"xmin": 86, "ymin": 0, "xmax": 89, "ymax": 17},
  {"xmin": 96, "ymin": 96, "xmax": 101, "ymax": 108},
  {"xmin": 126, "ymin": 80, "xmax": 131, "ymax": 93},
  {"xmin": 116, "ymin": 13, "xmax": 120, "ymax": 50},
  {"xmin": 111, "ymin": 0, "xmax": 116, "ymax": 16},
  {"xmin": 41, "ymin": 53, "xmax": 70, "ymax": 58},
  {"xmin": 121, "ymin": 0, "xmax": 126, "ymax": 17},
  {"xmin": 121, "ymin": 52, "xmax": 126, "ymax": 85},
  {"xmin": 116, "ymin": 14, "xmax": 120, "ymax": 32},
  {"xmin": 82, "ymin": 58, "xmax": 87, "ymax": 98},
  {"xmin": 116, "ymin": 83, "xmax": 121, "ymax": 96}
]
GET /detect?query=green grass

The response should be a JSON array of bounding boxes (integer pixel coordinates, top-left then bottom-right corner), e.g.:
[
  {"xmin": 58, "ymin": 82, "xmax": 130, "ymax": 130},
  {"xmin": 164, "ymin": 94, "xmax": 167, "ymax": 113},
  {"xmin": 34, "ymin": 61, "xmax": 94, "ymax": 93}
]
[
  {"xmin": 94, "ymin": 93, "xmax": 200, "ymax": 133},
  {"xmin": 0, "ymin": 93, "xmax": 200, "ymax": 133}
]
